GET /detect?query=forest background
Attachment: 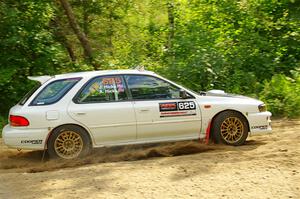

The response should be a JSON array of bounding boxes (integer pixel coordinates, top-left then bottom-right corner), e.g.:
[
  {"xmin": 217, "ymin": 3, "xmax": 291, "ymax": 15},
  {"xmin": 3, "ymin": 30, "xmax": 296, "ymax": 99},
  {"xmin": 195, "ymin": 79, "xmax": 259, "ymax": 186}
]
[{"xmin": 0, "ymin": 0, "xmax": 299, "ymax": 131}]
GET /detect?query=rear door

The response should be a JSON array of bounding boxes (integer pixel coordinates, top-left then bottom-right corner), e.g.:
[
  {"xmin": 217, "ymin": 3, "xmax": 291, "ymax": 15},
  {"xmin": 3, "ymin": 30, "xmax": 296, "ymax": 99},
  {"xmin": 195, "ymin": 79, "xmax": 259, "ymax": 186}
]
[
  {"xmin": 124, "ymin": 75, "xmax": 201, "ymax": 141},
  {"xmin": 68, "ymin": 75, "xmax": 136, "ymax": 145}
]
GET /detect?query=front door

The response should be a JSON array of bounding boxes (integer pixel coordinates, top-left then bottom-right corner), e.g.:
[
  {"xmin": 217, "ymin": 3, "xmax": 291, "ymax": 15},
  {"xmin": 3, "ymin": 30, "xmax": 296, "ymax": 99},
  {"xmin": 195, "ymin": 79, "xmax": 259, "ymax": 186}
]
[
  {"xmin": 124, "ymin": 75, "xmax": 201, "ymax": 142},
  {"xmin": 68, "ymin": 75, "xmax": 136, "ymax": 145}
]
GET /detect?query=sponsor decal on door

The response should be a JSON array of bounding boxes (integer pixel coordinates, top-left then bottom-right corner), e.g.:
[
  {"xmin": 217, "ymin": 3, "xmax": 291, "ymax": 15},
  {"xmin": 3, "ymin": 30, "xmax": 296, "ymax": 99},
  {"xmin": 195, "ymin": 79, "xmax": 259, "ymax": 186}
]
[{"xmin": 159, "ymin": 101, "xmax": 197, "ymax": 117}]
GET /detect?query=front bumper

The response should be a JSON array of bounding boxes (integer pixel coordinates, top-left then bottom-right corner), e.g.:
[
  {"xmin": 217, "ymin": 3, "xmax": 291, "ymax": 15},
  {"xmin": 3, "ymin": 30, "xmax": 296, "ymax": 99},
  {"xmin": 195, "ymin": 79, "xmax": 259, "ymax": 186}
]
[
  {"xmin": 247, "ymin": 111, "xmax": 272, "ymax": 135},
  {"xmin": 2, "ymin": 125, "xmax": 49, "ymax": 150}
]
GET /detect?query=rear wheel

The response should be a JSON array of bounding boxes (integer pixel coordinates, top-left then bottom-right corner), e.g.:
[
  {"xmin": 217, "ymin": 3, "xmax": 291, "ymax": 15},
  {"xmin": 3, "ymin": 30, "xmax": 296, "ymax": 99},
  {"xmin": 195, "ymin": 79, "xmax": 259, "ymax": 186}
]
[
  {"xmin": 212, "ymin": 111, "xmax": 248, "ymax": 146},
  {"xmin": 47, "ymin": 125, "xmax": 91, "ymax": 159}
]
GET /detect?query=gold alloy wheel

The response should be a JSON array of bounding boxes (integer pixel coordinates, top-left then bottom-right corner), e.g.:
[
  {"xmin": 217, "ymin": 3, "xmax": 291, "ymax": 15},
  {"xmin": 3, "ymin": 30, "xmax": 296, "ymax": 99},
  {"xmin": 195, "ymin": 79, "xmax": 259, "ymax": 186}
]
[
  {"xmin": 220, "ymin": 117, "xmax": 244, "ymax": 144},
  {"xmin": 54, "ymin": 131, "xmax": 84, "ymax": 159}
]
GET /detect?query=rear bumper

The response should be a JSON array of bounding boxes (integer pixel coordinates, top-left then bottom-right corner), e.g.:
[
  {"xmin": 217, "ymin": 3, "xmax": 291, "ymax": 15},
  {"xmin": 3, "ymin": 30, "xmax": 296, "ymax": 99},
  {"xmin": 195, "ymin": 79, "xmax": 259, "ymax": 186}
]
[
  {"xmin": 2, "ymin": 125, "xmax": 48, "ymax": 150},
  {"xmin": 247, "ymin": 111, "xmax": 272, "ymax": 135}
]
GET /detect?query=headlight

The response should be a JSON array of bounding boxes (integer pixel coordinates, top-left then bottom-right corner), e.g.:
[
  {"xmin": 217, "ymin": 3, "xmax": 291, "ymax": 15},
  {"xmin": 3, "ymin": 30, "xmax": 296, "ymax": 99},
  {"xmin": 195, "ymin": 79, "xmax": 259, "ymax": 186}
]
[{"xmin": 258, "ymin": 104, "xmax": 267, "ymax": 112}]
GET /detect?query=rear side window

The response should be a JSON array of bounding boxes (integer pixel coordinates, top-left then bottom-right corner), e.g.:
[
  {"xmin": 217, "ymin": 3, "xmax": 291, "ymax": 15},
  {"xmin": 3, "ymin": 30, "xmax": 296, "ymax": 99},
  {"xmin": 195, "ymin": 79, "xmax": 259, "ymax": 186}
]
[
  {"xmin": 30, "ymin": 78, "xmax": 80, "ymax": 106},
  {"xmin": 19, "ymin": 82, "xmax": 41, "ymax": 105},
  {"xmin": 74, "ymin": 76, "xmax": 127, "ymax": 103}
]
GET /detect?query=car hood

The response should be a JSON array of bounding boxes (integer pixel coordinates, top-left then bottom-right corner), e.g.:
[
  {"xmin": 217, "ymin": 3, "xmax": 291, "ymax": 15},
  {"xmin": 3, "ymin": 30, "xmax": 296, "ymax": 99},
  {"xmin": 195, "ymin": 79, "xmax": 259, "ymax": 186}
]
[
  {"xmin": 197, "ymin": 90, "xmax": 263, "ymax": 106},
  {"xmin": 203, "ymin": 90, "xmax": 255, "ymax": 100}
]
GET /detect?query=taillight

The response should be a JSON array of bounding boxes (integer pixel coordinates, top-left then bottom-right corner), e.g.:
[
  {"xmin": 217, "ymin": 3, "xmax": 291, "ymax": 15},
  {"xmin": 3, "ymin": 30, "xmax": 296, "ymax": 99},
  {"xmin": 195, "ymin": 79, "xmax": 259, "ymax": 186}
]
[{"xmin": 9, "ymin": 115, "xmax": 30, "ymax": 127}]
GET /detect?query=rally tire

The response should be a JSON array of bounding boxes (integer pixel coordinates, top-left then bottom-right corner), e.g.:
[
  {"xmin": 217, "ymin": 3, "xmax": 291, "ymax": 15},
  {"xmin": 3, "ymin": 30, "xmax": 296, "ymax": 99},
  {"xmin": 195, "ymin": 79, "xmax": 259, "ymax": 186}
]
[
  {"xmin": 47, "ymin": 125, "xmax": 91, "ymax": 159},
  {"xmin": 211, "ymin": 111, "xmax": 248, "ymax": 146}
]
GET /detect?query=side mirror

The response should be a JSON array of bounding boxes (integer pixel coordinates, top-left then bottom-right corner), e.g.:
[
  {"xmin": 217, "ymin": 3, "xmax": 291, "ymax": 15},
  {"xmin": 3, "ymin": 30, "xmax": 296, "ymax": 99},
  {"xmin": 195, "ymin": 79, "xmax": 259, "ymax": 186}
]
[
  {"xmin": 199, "ymin": 91, "xmax": 206, "ymax": 96},
  {"xmin": 179, "ymin": 89, "xmax": 188, "ymax": 99}
]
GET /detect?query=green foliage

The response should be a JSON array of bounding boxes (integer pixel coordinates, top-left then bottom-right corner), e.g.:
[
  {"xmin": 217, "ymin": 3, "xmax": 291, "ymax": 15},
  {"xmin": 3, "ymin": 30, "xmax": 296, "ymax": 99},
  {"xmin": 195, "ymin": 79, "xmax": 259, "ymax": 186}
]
[
  {"xmin": 0, "ymin": 0, "xmax": 71, "ymax": 115},
  {"xmin": 162, "ymin": 0, "xmax": 300, "ymax": 95},
  {"xmin": 0, "ymin": 0, "xmax": 299, "ymax": 118},
  {"xmin": 260, "ymin": 70, "xmax": 300, "ymax": 117}
]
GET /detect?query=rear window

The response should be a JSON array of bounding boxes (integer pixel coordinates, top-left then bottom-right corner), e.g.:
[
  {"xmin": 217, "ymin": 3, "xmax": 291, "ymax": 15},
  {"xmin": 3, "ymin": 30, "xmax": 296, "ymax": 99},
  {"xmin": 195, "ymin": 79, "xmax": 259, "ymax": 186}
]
[
  {"xmin": 30, "ymin": 78, "xmax": 81, "ymax": 106},
  {"xmin": 19, "ymin": 82, "xmax": 41, "ymax": 105}
]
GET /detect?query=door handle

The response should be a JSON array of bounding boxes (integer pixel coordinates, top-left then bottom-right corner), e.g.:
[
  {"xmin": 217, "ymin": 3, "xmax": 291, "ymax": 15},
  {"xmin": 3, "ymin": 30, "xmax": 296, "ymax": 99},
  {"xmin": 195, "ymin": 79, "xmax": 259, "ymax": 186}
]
[
  {"xmin": 139, "ymin": 109, "xmax": 150, "ymax": 112},
  {"xmin": 75, "ymin": 112, "xmax": 86, "ymax": 115}
]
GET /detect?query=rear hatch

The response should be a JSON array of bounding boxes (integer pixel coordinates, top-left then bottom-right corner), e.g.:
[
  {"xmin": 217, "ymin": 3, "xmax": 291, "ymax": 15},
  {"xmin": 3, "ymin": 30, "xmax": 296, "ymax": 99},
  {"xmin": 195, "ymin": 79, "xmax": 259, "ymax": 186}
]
[{"xmin": 8, "ymin": 76, "xmax": 53, "ymax": 127}]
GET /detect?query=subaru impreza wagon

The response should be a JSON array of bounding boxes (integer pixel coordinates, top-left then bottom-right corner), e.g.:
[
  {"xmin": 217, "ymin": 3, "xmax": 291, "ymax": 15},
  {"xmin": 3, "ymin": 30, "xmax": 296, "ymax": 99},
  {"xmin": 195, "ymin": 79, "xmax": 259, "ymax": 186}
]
[{"xmin": 2, "ymin": 70, "xmax": 272, "ymax": 159}]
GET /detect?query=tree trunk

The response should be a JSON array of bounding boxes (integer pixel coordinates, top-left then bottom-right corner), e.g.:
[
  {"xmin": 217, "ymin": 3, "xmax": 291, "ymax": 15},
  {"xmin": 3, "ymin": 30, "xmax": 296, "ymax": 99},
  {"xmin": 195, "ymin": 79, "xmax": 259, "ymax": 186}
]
[
  {"xmin": 82, "ymin": 0, "xmax": 89, "ymax": 36},
  {"xmin": 167, "ymin": 1, "xmax": 175, "ymax": 50},
  {"xmin": 51, "ymin": 17, "xmax": 77, "ymax": 62},
  {"xmin": 108, "ymin": 10, "xmax": 114, "ymax": 56},
  {"xmin": 58, "ymin": 0, "xmax": 99, "ymax": 69},
  {"xmin": 167, "ymin": 0, "xmax": 175, "ymax": 66}
]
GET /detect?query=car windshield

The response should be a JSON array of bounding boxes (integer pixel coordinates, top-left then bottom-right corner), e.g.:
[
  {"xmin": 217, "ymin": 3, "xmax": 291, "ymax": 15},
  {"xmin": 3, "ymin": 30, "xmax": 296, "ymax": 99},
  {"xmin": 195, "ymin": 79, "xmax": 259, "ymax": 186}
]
[
  {"xmin": 30, "ymin": 78, "xmax": 81, "ymax": 106},
  {"xmin": 19, "ymin": 82, "xmax": 42, "ymax": 105}
]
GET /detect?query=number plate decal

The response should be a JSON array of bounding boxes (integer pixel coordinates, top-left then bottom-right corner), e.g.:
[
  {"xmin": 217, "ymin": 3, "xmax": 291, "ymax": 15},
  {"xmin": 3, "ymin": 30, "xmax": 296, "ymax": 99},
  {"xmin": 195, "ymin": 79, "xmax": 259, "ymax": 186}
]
[
  {"xmin": 177, "ymin": 101, "xmax": 196, "ymax": 110},
  {"xmin": 159, "ymin": 101, "xmax": 197, "ymax": 117}
]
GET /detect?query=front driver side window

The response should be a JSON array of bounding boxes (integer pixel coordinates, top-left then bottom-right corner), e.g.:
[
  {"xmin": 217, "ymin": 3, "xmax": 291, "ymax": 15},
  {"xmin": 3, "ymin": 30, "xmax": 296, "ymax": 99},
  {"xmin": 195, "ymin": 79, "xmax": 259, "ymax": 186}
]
[{"xmin": 125, "ymin": 75, "xmax": 190, "ymax": 100}]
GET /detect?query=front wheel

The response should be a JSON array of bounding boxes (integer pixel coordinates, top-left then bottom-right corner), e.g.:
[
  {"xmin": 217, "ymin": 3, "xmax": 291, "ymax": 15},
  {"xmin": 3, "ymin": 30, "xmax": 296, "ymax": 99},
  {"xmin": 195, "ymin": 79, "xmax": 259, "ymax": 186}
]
[
  {"xmin": 47, "ymin": 125, "xmax": 91, "ymax": 159},
  {"xmin": 211, "ymin": 111, "xmax": 249, "ymax": 146}
]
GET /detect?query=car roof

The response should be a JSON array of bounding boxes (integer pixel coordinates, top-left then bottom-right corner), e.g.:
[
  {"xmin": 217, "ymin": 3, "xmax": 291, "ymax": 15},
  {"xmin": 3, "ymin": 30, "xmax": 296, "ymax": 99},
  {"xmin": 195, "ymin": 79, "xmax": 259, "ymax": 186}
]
[
  {"xmin": 28, "ymin": 69, "xmax": 157, "ymax": 83},
  {"xmin": 54, "ymin": 69, "xmax": 156, "ymax": 79}
]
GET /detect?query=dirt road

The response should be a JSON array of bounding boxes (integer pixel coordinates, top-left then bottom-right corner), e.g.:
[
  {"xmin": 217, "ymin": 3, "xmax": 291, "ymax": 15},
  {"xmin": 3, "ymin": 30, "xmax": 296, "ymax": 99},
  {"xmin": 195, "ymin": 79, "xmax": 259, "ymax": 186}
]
[{"xmin": 0, "ymin": 120, "xmax": 299, "ymax": 199}]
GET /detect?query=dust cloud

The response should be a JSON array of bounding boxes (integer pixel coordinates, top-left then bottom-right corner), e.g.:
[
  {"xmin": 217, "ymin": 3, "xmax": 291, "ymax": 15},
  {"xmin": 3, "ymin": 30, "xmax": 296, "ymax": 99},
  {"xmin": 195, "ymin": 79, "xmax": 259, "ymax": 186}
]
[{"xmin": 0, "ymin": 140, "xmax": 223, "ymax": 173}]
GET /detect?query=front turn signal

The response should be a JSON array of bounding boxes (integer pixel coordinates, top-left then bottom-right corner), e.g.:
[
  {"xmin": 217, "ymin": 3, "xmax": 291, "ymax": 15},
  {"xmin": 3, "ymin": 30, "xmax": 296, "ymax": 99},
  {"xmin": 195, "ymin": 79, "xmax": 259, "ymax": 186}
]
[{"xmin": 258, "ymin": 104, "xmax": 267, "ymax": 112}]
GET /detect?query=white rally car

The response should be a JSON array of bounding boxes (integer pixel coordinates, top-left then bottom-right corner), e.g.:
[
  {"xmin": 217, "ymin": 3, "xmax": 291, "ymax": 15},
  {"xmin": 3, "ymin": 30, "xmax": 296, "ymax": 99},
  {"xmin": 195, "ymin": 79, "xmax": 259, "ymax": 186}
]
[{"xmin": 2, "ymin": 70, "xmax": 272, "ymax": 159}]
